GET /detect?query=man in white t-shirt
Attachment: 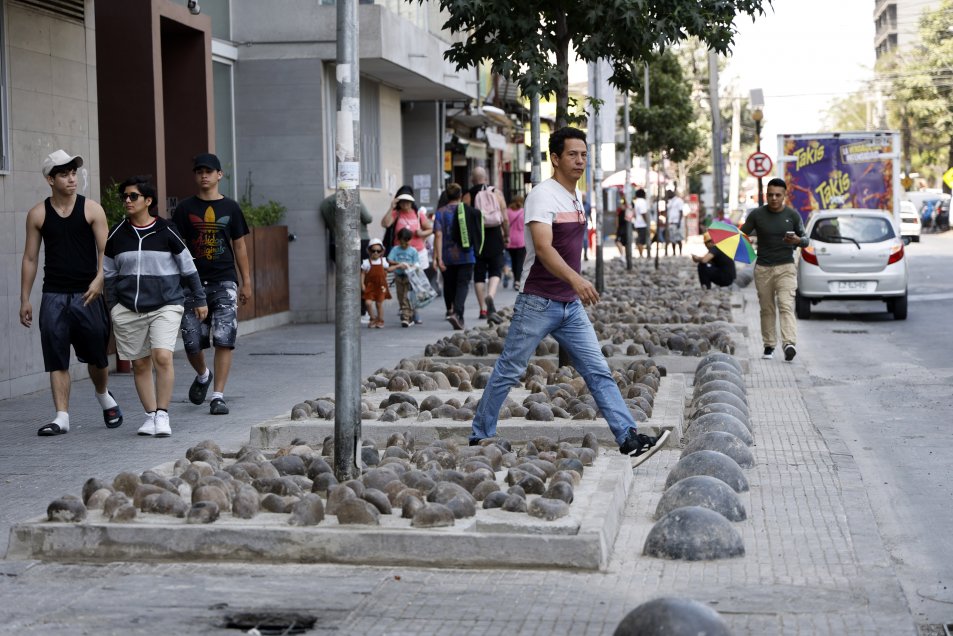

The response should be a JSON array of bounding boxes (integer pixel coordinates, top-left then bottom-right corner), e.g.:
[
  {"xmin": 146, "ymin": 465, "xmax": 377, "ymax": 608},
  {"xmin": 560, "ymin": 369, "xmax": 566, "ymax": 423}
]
[
  {"xmin": 469, "ymin": 127, "xmax": 668, "ymax": 462},
  {"xmin": 632, "ymin": 188, "xmax": 650, "ymax": 258},
  {"xmin": 665, "ymin": 190, "xmax": 684, "ymax": 256}
]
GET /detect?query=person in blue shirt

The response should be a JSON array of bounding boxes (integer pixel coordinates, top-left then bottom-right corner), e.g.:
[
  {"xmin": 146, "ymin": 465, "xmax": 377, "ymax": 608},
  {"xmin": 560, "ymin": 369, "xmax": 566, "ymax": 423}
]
[{"xmin": 387, "ymin": 228, "xmax": 420, "ymax": 327}]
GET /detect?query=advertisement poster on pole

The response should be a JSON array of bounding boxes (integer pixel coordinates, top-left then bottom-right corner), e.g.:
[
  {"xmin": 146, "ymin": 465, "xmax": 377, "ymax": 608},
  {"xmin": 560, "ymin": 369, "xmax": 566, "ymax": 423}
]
[{"xmin": 778, "ymin": 133, "xmax": 898, "ymax": 223}]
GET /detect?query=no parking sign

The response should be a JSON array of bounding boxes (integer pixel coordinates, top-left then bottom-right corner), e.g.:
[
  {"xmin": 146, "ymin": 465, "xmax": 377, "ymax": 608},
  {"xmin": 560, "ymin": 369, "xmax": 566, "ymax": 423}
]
[{"xmin": 746, "ymin": 152, "xmax": 773, "ymax": 178}]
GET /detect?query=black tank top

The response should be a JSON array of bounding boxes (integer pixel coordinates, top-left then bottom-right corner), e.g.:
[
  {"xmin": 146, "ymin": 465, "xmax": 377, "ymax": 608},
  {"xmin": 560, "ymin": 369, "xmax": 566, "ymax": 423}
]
[{"xmin": 41, "ymin": 194, "xmax": 97, "ymax": 293}]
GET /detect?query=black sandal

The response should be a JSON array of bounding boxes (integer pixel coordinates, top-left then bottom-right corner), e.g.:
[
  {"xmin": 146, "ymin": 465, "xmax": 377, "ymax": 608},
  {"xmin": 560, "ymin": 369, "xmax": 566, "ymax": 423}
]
[
  {"xmin": 103, "ymin": 391, "xmax": 123, "ymax": 428},
  {"xmin": 37, "ymin": 422, "xmax": 67, "ymax": 436}
]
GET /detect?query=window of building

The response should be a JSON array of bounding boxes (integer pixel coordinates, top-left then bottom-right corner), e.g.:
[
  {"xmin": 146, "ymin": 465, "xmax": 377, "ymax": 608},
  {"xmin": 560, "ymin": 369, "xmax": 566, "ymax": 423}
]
[{"xmin": 212, "ymin": 59, "xmax": 236, "ymax": 198}]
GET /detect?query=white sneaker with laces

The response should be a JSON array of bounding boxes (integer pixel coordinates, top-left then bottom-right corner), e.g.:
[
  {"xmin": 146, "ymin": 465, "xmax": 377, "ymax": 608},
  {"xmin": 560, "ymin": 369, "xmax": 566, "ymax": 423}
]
[
  {"xmin": 154, "ymin": 410, "xmax": 171, "ymax": 438},
  {"xmin": 137, "ymin": 412, "xmax": 156, "ymax": 436}
]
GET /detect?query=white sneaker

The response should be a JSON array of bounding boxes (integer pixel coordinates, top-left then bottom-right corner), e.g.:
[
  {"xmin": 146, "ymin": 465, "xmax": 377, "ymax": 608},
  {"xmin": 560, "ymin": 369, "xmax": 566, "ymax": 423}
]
[
  {"xmin": 137, "ymin": 412, "xmax": 156, "ymax": 436},
  {"xmin": 154, "ymin": 411, "xmax": 171, "ymax": 438}
]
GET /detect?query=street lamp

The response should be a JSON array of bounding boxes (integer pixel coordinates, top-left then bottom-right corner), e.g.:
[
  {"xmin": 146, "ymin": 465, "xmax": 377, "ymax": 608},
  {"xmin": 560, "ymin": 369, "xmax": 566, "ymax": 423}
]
[{"xmin": 750, "ymin": 88, "xmax": 765, "ymax": 206}]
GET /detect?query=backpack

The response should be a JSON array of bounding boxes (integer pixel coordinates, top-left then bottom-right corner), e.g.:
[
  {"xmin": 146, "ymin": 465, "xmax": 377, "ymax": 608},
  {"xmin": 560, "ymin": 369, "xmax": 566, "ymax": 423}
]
[{"xmin": 474, "ymin": 186, "xmax": 504, "ymax": 227}]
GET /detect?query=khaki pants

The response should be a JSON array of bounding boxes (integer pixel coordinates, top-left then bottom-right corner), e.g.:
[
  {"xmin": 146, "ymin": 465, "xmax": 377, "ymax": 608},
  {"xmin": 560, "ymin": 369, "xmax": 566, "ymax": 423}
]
[
  {"xmin": 395, "ymin": 275, "xmax": 414, "ymax": 323},
  {"xmin": 753, "ymin": 262, "xmax": 798, "ymax": 348}
]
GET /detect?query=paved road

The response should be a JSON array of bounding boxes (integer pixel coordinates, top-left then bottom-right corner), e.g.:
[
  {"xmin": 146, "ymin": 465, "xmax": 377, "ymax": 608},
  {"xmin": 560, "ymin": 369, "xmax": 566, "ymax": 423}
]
[{"xmin": 796, "ymin": 231, "xmax": 953, "ymax": 626}]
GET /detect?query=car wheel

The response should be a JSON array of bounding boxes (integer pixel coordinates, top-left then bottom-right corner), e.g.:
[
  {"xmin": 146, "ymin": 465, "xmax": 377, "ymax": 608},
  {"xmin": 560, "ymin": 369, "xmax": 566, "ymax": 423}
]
[
  {"xmin": 795, "ymin": 292, "xmax": 811, "ymax": 319},
  {"xmin": 914, "ymin": 236, "xmax": 920, "ymax": 243},
  {"xmin": 891, "ymin": 293, "xmax": 908, "ymax": 320},
  {"xmin": 902, "ymin": 236, "xmax": 911, "ymax": 245}
]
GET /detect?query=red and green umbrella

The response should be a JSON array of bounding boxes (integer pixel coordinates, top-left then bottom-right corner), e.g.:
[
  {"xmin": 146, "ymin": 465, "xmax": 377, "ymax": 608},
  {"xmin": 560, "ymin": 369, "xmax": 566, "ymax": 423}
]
[{"xmin": 707, "ymin": 220, "xmax": 757, "ymax": 263}]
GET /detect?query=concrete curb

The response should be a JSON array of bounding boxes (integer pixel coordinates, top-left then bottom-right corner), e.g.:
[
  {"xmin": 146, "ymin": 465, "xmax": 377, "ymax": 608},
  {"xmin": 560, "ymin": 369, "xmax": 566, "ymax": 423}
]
[{"xmin": 5, "ymin": 454, "xmax": 634, "ymax": 571}]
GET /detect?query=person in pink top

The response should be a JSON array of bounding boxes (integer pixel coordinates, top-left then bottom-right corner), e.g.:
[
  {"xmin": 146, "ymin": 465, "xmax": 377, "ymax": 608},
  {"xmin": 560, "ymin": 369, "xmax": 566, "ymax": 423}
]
[
  {"xmin": 380, "ymin": 189, "xmax": 432, "ymax": 267},
  {"xmin": 505, "ymin": 195, "xmax": 526, "ymax": 292}
]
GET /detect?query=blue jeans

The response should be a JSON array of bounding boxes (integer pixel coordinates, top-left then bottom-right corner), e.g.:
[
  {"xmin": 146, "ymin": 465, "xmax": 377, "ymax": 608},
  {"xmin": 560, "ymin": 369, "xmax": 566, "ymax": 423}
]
[{"xmin": 470, "ymin": 293, "xmax": 637, "ymax": 446}]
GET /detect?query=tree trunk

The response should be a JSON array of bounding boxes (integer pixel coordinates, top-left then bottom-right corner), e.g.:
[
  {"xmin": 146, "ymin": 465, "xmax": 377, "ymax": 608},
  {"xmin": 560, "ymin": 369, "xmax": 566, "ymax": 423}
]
[{"xmin": 554, "ymin": 11, "xmax": 570, "ymax": 129}]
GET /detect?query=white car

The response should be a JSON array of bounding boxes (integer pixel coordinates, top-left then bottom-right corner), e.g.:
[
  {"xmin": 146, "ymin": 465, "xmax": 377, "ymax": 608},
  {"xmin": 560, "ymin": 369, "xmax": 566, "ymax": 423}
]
[
  {"xmin": 899, "ymin": 200, "xmax": 921, "ymax": 243},
  {"xmin": 796, "ymin": 209, "xmax": 908, "ymax": 320}
]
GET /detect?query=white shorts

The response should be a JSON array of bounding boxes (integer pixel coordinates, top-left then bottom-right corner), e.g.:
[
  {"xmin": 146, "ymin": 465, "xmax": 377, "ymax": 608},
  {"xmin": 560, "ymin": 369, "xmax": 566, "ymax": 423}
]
[{"xmin": 111, "ymin": 304, "xmax": 184, "ymax": 361}]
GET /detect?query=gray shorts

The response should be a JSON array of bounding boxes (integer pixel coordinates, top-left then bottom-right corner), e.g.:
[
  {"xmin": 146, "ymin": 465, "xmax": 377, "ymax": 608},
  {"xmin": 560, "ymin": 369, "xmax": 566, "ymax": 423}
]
[
  {"xmin": 39, "ymin": 292, "xmax": 110, "ymax": 371},
  {"xmin": 181, "ymin": 281, "xmax": 238, "ymax": 353}
]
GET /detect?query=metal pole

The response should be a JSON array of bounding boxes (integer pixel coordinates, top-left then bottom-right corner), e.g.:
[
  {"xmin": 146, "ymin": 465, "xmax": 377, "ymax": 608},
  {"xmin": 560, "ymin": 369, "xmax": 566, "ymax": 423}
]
[
  {"xmin": 334, "ymin": 0, "xmax": 361, "ymax": 482},
  {"xmin": 655, "ymin": 158, "xmax": 668, "ymax": 270},
  {"xmin": 593, "ymin": 60, "xmax": 604, "ymax": 293},
  {"xmin": 643, "ymin": 63, "xmax": 654, "ymax": 269},
  {"xmin": 708, "ymin": 50, "xmax": 725, "ymax": 221},
  {"xmin": 530, "ymin": 94, "xmax": 541, "ymax": 186},
  {"xmin": 755, "ymin": 118, "xmax": 764, "ymax": 206},
  {"xmin": 622, "ymin": 92, "xmax": 632, "ymax": 270}
]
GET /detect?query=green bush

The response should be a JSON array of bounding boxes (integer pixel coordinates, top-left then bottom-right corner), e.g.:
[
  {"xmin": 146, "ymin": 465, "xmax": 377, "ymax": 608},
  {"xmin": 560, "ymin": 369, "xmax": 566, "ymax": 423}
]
[
  {"xmin": 240, "ymin": 173, "xmax": 287, "ymax": 227},
  {"xmin": 101, "ymin": 179, "xmax": 126, "ymax": 228}
]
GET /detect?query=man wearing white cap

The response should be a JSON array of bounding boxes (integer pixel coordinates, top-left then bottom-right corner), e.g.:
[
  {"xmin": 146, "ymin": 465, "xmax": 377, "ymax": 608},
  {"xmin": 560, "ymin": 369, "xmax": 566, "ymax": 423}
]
[{"xmin": 20, "ymin": 149, "xmax": 123, "ymax": 436}]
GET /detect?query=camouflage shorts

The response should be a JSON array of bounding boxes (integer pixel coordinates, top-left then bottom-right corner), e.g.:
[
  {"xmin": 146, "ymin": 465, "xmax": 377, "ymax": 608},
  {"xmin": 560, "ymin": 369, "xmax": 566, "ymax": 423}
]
[{"xmin": 181, "ymin": 281, "xmax": 238, "ymax": 353}]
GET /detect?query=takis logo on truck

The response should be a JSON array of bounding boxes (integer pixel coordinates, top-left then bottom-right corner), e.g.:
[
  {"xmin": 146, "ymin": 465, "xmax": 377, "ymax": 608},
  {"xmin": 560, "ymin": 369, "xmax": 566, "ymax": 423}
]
[{"xmin": 778, "ymin": 131, "xmax": 901, "ymax": 224}]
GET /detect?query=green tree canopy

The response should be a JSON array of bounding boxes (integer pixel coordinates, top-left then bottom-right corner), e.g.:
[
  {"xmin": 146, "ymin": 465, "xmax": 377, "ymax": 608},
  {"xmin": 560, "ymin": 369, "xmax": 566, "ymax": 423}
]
[
  {"xmin": 879, "ymin": 0, "xmax": 953, "ymax": 187},
  {"xmin": 627, "ymin": 50, "xmax": 703, "ymax": 162},
  {"xmin": 417, "ymin": 0, "xmax": 772, "ymax": 127}
]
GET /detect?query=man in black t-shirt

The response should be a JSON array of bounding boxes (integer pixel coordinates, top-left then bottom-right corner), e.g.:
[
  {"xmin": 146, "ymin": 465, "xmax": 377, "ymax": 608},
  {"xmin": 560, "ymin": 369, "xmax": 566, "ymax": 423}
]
[
  {"xmin": 691, "ymin": 232, "xmax": 736, "ymax": 289},
  {"xmin": 172, "ymin": 153, "xmax": 251, "ymax": 415}
]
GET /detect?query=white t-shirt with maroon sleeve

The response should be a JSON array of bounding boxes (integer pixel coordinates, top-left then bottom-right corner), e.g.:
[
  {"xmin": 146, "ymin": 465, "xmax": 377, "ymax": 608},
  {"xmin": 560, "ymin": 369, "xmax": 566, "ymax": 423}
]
[{"xmin": 520, "ymin": 178, "xmax": 587, "ymax": 302}]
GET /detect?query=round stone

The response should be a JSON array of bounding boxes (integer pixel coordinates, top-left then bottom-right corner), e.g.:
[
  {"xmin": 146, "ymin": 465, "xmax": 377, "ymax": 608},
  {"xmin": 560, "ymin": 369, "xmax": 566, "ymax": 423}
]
[
  {"xmin": 501, "ymin": 494, "xmax": 528, "ymax": 513},
  {"xmin": 411, "ymin": 503, "xmax": 455, "ymax": 528},
  {"xmin": 516, "ymin": 474, "xmax": 546, "ymax": 495},
  {"xmin": 696, "ymin": 353, "xmax": 743, "ymax": 375},
  {"xmin": 687, "ymin": 412, "xmax": 754, "ymax": 446},
  {"xmin": 691, "ymin": 402, "xmax": 750, "ymax": 429},
  {"xmin": 82, "ymin": 478, "xmax": 113, "ymax": 505},
  {"xmin": 613, "ymin": 597, "xmax": 732, "ymax": 636},
  {"xmin": 481, "ymin": 491, "xmax": 509, "ymax": 509},
  {"xmin": 682, "ymin": 431, "xmax": 755, "ymax": 468},
  {"xmin": 289, "ymin": 493, "xmax": 326, "ymax": 526},
  {"xmin": 192, "ymin": 485, "xmax": 231, "ymax": 512},
  {"xmin": 665, "ymin": 450, "xmax": 749, "ymax": 493},
  {"xmin": 109, "ymin": 503, "xmax": 137, "ymax": 522},
  {"xmin": 260, "ymin": 493, "xmax": 299, "ymax": 514},
  {"xmin": 656, "ymin": 475, "xmax": 747, "ymax": 521},
  {"xmin": 363, "ymin": 467, "xmax": 401, "ymax": 491},
  {"xmin": 419, "ymin": 395, "xmax": 443, "ymax": 412},
  {"xmin": 692, "ymin": 390, "xmax": 749, "ymax": 418},
  {"xmin": 401, "ymin": 494, "xmax": 424, "ymax": 519},
  {"xmin": 231, "ymin": 485, "xmax": 260, "ymax": 519},
  {"xmin": 47, "ymin": 496, "xmax": 86, "ymax": 522},
  {"xmin": 311, "ymin": 472, "xmax": 339, "ymax": 495},
  {"xmin": 141, "ymin": 492, "xmax": 189, "ymax": 517},
  {"xmin": 696, "ymin": 367, "xmax": 745, "ymax": 389},
  {"xmin": 186, "ymin": 501, "xmax": 220, "ymax": 524},
  {"xmin": 528, "ymin": 497, "xmax": 571, "ymax": 520},
  {"xmin": 362, "ymin": 488, "xmax": 393, "ymax": 515},
  {"xmin": 526, "ymin": 403, "xmax": 555, "ymax": 421},
  {"xmin": 113, "ymin": 471, "xmax": 141, "ymax": 497},
  {"xmin": 335, "ymin": 498, "xmax": 380, "ymax": 525},
  {"xmin": 643, "ymin": 506, "xmax": 745, "ymax": 561},
  {"xmin": 542, "ymin": 481, "xmax": 574, "ymax": 504},
  {"xmin": 471, "ymin": 480, "xmax": 500, "ymax": 501},
  {"xmin": 694, "ymin": 379, "xmax": 747, "ymax": 405}
]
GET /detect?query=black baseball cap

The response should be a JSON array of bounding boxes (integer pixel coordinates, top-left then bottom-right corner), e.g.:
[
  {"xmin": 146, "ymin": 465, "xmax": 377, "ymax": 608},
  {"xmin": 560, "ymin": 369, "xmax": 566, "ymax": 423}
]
[{"xmin": 193, "ymin": 153, "xmax": 222, "ymax": 171}]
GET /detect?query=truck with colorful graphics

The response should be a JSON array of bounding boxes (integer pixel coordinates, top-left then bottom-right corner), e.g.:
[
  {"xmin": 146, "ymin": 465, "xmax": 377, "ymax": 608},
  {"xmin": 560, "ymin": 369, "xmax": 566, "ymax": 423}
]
[{"xmin": 776, "ymin": 131, "xmax": 901, "ymax": 225}]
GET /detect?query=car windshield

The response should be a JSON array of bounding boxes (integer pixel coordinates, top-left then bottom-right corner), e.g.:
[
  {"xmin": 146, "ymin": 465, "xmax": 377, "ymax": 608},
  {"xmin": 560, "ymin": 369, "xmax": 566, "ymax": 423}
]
[{"xmin": 811, "ymin": 216, "xmax": 895, "ymax": 244}]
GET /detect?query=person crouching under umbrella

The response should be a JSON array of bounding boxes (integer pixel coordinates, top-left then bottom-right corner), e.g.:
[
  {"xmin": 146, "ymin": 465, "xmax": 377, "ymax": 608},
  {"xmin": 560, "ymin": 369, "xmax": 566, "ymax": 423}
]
[{"xmin": 691, "ymin": 232, "xmax": 736, "ymax": 289}]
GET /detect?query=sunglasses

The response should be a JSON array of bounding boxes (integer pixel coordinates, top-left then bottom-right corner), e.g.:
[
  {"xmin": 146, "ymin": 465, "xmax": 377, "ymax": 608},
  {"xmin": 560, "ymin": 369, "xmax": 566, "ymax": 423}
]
[
  {"xmin": 120, "ymin": 192, "xmax": 145, "ymax": 201},
  {"xmin": 369, "ymin": 248, "xmax": 383, "ymax": 254},
  {"xmin": 572, "ymin": 198, "xmax": 585, "ymax": 223}
]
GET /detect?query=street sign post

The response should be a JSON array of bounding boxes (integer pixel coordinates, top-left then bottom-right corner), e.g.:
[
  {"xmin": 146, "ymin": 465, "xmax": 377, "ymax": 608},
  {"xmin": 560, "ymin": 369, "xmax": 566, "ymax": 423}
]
[{"xmin": 746, "ymin": 151, "xmax": 773, "ymax": 178}]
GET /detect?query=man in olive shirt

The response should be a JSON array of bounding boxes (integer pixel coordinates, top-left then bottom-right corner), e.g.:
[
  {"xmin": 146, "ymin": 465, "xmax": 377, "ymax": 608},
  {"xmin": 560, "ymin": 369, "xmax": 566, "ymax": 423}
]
[{"xmin": 740, "ymin": 178, "xmax": 808, "ymax": 362}]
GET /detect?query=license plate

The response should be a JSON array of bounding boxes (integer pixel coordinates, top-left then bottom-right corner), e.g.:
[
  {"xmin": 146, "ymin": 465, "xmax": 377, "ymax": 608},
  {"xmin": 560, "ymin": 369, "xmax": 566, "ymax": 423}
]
[{"xmin": 831, "ymin": 281, "xmax": 874, "ymax": 293}]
